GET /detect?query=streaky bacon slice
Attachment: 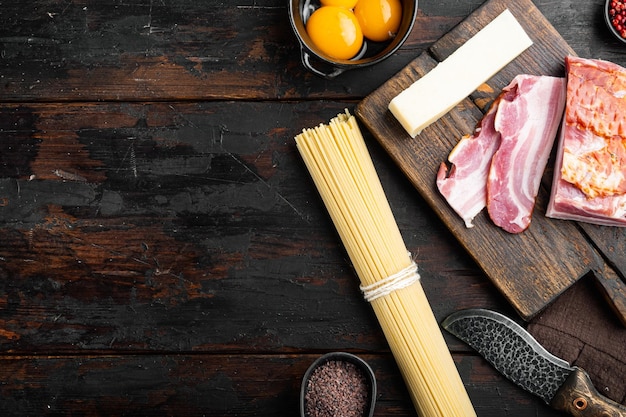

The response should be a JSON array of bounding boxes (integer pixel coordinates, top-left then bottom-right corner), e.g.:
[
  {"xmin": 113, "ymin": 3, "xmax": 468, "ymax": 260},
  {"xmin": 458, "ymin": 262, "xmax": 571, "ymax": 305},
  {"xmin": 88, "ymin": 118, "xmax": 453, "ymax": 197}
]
[
  {"xmin": 547, "ymin": 56, "xmax": 626, "ymax": 226},
  {"xmin": 487, "ymin": 74, "xmax": 566, "ymax": 233},
  {"xmin": 436, "ymin": 97, "xmax": 502, "ymax": 228},
  {"xmin": 437, "ymin": 74, "xmax": 566, "ymax": 232}
]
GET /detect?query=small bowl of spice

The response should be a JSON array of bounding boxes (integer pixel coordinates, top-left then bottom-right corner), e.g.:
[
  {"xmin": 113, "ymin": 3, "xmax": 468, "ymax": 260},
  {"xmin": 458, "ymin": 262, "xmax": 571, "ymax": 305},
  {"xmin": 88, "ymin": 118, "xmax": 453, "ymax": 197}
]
[
  {"xmin": 300, "ymin": 352, "xmax": 377, "ymax": 417},
  {"xmin": 606, "ymin": 0, "xmax": 626, "ymax": 43}
]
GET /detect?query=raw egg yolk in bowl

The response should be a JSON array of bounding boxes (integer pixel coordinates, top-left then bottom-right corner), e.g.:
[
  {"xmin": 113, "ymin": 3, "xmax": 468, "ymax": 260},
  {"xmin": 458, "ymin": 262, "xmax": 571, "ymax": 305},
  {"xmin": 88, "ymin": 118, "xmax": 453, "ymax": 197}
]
[
  {"xmin": 355, "ymin": 0, "xmax": 402, "ymax": 42},
  {"xmin": 306, "ymin": 6, "xmax": 364, "ymax": 60},
  {"xmin": 305, "ymin": 0, "xmax": 402, "ymax": 61}
]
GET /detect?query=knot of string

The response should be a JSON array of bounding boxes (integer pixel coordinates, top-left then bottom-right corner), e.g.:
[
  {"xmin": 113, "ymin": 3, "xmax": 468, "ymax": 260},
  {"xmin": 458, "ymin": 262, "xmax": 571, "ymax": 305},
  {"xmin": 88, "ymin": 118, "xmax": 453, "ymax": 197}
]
[{"xmin": 360, "ymin": 261, "xmax": 420, "ymax": 302}]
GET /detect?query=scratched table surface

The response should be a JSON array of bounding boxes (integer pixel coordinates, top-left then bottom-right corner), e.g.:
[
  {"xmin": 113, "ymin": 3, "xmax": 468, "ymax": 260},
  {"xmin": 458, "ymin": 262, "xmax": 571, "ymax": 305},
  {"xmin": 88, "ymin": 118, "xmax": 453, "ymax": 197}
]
[{"xmin": 0, "ymin": 0, "xmax": 623, "ymax": 416}]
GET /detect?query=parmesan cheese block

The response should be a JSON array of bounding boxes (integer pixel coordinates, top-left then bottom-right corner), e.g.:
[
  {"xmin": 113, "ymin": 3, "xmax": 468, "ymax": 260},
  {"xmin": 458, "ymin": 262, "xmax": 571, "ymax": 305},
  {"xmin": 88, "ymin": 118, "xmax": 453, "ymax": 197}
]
[{"xmin": 388, "ymin": 9, "xmax": 533, "ymax": 137}]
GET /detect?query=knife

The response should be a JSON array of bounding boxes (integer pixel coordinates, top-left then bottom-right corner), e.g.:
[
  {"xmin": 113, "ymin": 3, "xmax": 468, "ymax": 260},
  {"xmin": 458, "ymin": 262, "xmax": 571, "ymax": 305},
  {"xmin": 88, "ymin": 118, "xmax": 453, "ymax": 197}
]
[{"xmin": 442, "ymin": 308, "xmax": 626, "ymax": 417}]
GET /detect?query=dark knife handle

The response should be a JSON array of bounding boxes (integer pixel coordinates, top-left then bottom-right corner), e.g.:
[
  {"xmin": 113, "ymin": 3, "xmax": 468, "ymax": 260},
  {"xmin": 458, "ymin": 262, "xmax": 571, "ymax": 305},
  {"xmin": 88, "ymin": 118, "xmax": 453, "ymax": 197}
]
[{"xmin": 550, "ymin": 367, "xmax": 626, "ymax": 417}]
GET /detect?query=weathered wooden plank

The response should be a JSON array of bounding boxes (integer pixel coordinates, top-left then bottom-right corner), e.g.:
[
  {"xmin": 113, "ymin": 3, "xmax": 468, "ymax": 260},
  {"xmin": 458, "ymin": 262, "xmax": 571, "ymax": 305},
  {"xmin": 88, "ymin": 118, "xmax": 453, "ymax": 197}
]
[
  {"xmin": 0, "ymin": 0, "xmax": 473, "ymax": 102},
  {"xmin": 0, "ymin": 354, "xmax": 561, "ymax": 417},
  {"xmin": 4, "ymin": 0, "xmax": 620, "ymax": 103},
  {"xmin": 0, "ymin": 101, "xmax": 510, "ymax": 353},
  {"xmin": 581, "ymin": 223, "xmax": 626, "ymax": 278},
  {"xmin": 579, "ymin": 224, "xmax": 626, "ymax": 323},
  {"xmin": 0, "ymin": 1, "xmax": 620, "ymax": 416}
]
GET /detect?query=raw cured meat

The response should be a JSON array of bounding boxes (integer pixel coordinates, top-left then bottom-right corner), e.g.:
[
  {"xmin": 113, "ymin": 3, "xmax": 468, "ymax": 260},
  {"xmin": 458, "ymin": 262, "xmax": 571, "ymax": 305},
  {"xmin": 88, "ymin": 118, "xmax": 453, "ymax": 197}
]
[
  {"xmin": 487, "ymin": 75, "xmax": 566, "ymax": 233},
  {"xmin": 436, "ymin": 98, "xmax": 502, "ymax": 228},
  {"xmin": 437, "ymin": 74, "xmax": 566, "ymax": 233},
  {"xmin": 547, "ymin": 56, "xmax": 626, "ymax": 226}
]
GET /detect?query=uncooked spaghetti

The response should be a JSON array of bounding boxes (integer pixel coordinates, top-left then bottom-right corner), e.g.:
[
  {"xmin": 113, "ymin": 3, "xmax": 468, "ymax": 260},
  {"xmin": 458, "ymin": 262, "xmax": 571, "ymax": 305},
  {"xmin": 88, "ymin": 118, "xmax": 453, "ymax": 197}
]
[{"xmin": 295, "ymin": 110, "xmax": 476, "ymax": 417}]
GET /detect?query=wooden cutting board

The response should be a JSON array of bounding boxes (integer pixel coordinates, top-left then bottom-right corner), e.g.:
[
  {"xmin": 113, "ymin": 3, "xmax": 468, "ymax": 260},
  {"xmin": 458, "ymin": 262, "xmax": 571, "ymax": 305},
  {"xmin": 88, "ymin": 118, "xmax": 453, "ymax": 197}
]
[{"xmin": 356, "ymin": 0, "xmax": 626, "ymax": 323}]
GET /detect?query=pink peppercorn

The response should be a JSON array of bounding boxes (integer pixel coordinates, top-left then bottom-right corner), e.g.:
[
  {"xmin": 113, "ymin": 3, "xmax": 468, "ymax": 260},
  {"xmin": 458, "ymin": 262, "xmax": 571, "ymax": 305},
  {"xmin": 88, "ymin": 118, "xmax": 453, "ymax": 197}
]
[{"xmin": 609, "ymin": 0, "xmax": 626, "ymax": 39}]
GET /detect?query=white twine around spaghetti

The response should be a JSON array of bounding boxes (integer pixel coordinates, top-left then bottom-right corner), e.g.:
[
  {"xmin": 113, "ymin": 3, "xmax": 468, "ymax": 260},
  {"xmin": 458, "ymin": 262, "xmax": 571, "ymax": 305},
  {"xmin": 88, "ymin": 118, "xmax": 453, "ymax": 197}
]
[{"xmin": 360, "ymin": 261, "xmax": 420, "ymax": 302}]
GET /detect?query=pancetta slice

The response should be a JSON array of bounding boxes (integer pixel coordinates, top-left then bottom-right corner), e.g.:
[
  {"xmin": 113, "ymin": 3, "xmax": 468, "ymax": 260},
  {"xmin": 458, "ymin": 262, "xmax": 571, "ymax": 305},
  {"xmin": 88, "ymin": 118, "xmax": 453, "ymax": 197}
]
[
  {"xmin": 547, "ymin": 56, "xmax": 626, "ymax": 226},
  {"xmin": 437, "ymin": 74, "xmax": 566, "ymax": 233},
  {"xmin": 436, "ymin": 97, "xmax": 502, "ymax": 228},
  {"xmin": 487, "ymin": 74, "xmax": 566, "ymax": 233}
]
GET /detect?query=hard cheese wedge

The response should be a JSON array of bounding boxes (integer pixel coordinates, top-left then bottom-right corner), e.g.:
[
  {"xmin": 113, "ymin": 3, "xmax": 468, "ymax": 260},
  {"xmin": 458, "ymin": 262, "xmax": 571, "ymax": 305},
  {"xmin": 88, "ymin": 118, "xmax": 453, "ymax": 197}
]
[{"xmin": 388, "ymin": 9, "xmax": 533, "ymax": 137}]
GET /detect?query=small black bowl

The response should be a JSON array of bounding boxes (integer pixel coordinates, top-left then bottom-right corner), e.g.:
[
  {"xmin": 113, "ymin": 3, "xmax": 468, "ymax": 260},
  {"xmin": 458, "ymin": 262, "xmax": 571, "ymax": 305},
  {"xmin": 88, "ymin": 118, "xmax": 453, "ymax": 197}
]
[
  {"xmin": 300, "ymin": 352, "xmax": 377, "ymax": 417},
  {"xmin": 288, "ymin": 0, "xmax": 418, "ymax": 79},
  {"xmin": 605, "ymin": 0, "xmax": 626, "ymax": 44}
]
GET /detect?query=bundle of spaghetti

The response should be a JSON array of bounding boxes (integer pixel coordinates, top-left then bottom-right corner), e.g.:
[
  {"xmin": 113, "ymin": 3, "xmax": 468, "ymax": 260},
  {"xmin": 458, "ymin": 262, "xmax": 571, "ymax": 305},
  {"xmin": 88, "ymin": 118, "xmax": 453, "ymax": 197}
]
[{"xmin": 295, "ymin": 110, "xmax": 476, "ymax": 417}]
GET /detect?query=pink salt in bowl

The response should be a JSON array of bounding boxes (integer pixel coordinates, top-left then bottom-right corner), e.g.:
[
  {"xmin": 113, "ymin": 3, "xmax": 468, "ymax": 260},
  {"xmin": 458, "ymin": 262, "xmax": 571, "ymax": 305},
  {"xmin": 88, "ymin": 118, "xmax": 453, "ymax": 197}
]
[{"xmin": 300, "ymin": 352, "xmax": 377, "ymax": 417}]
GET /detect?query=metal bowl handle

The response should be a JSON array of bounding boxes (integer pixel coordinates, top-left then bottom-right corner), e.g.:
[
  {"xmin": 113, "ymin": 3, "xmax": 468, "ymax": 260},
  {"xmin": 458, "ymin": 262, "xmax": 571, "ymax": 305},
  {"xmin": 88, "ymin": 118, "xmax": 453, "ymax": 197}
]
[{"xmin": 300, "ymin": 49, "xmax": 346, "ymax": 79}]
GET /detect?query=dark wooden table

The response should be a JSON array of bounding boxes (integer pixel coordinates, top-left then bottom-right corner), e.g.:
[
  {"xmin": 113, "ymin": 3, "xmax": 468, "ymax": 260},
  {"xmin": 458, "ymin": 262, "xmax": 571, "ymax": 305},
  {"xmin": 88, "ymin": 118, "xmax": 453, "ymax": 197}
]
[{"xmin": 0, "ymin": 0, "xmax": 624, "ymax": 416}]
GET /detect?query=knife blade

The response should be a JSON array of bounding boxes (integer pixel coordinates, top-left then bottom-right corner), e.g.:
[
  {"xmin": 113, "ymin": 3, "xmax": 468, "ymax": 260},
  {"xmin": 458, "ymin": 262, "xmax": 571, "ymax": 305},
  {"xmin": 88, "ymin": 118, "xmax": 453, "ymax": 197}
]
[{"xmin": 442, "ymin": 308, "xmax": 626, "ymax": 417}]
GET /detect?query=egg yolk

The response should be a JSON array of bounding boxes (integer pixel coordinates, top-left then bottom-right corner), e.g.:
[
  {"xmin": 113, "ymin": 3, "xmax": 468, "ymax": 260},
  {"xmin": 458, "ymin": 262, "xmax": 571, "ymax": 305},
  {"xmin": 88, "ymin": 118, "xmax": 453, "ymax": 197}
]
[
  {"xmin": 354, "ymin": 0, "xmax": 402, "ymax": 42},
  {"xmin": 320, "ymin": 0, "xmax": 358, "ymax": 8},
  {"xmin": 306, "ymin": 6, "xmax": 364, "ymax": 60}
]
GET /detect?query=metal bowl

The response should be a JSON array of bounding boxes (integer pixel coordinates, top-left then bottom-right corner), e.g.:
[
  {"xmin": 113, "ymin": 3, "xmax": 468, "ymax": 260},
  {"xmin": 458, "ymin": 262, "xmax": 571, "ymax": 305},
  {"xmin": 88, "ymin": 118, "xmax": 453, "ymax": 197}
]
[
  {"xmin": 289, "ymin": 0, "xmax": 418, "ymax": 79},
  {"xmin": 605, "ymin": 0, "xmax": 626, "ymax": 44},
  {"xmin": 300, "ymin": 352, "xmax": 377, "ymax": 417}
]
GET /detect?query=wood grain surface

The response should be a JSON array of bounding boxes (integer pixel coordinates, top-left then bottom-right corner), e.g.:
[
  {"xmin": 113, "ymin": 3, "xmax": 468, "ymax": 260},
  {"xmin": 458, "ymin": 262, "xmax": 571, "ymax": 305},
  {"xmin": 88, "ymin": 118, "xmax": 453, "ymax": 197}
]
[
  {"xmin": 356, "ymin": 0, "xmax": 626, "ymax": 322},
  {"xmin": 0, "ymin": 0, "xmax": 624, "ymax": 415}
]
